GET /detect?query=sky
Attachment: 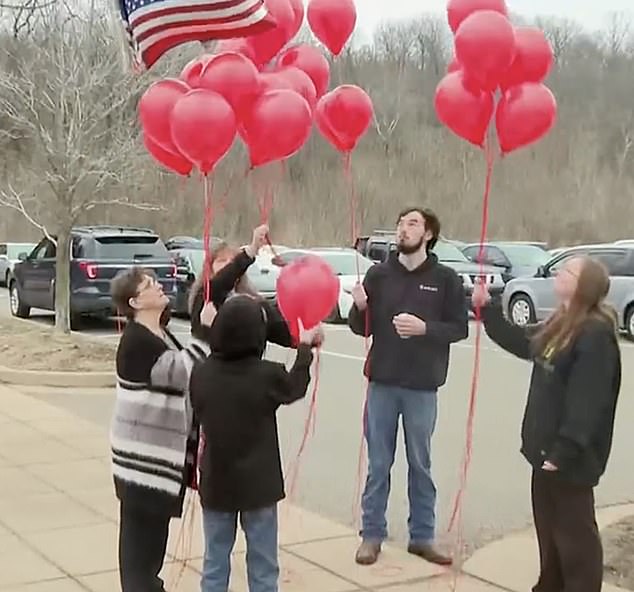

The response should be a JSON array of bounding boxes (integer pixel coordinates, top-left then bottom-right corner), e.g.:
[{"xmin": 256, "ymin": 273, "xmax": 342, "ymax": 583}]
[{"xmin": 356, "ymin": 0, "xmax": 634, "ymax": 38}]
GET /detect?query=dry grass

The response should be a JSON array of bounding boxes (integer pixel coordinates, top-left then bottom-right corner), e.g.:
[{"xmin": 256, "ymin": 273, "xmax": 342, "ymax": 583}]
[
  {"xmin": 0, "ymin": 317, "xmax": 115, "ymax": 372},
  {"xmin": 604, "ymin": 515, "xmax": 634, "ymax": 590}
]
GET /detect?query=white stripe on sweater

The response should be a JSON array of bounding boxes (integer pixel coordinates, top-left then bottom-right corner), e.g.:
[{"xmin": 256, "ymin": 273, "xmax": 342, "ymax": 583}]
[
  {"xmin": 111, "ymin": 434, "xmax": 185, "ymax": 467},
  {"xmin": 113, "ymin": 463, "xmax": 182, "ymax": 496}
]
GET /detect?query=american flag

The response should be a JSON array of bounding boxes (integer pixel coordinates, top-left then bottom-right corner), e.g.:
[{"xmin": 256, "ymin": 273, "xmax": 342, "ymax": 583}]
[{"xmin": 119, "ymin": 0, "xmax": 274, "ymax": 70}]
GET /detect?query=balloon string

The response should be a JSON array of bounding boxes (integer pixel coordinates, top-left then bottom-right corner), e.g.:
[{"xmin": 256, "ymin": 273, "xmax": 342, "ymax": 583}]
[
  {"xmin": 285, "ymin": 347, "xmax": 321, "ymax": 500},
  {"xmin": 254, "ymin": 168, "xmax": 280, "ymax": 259},
  {"xmin": 446, "ymin": 140, "xmax": 495, "ymax": 572},
  {"xmin": 202, "ymin": 175, "xmax": 215, "ymax": 304},
  {"xmin": 343, "ymin": 151, "xmax": 362, "ymax": 281}
]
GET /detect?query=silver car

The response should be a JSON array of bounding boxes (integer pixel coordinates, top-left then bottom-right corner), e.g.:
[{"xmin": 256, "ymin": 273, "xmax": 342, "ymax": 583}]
[
  {"xmin": 0, "ymin": 242, "xmax": 37, "ymax": 286},
  {"xmin": 503, "ymin": 244, "xmax": 634, "ymax": 340}
]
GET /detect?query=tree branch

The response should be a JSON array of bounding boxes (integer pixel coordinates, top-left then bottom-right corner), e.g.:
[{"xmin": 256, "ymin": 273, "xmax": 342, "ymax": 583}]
[
  {"xmin": 77, "ymin": 199, "xmax": 165, "ymax": 216},
  {"xmin": 0, "ymin": 185, "xmax": 56, "ymax": 244}
]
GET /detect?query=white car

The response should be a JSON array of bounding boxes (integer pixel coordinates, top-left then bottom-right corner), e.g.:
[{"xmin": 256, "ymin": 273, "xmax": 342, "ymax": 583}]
[
  {"xmin": 271, "ymin": 247, "xmax": 375, "ymax": 321},
  {"xmin": 0, "ymin": 242, "xmax": 37, "ymax": 286}
]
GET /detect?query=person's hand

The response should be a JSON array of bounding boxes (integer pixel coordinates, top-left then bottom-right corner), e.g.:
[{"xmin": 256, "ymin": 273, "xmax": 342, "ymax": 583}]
[
  {"xmin": 245, "ymin": 224, "xmax": 269, "ymax": 258},
  {"xmin": 393, "ymin": 313, "xmax": 426, "ymax": 337},
  {"xmin": 542, "ymin": 461, "xmax": 558, "ymax": 472},
  {"xmin": 298, "ymin": 319, "xmax": 322, "ymax": 347},
  {"xmin": 200, "ymin": 302, "xmax": 217, "ymax": 327},
  {"xmin": 311, "ymin": 324, "xmax": 325, "ymax": 347},
  {"xmin": 472, "ymin": 280, "xmax": 491, "ymax": 309},
  {"xmin": 351, "ymin": 282, "xmax": 368, "ymax": 311}
]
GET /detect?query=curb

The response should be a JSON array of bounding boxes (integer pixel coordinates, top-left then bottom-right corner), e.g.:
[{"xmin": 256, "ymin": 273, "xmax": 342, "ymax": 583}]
[{"xmin": 0, "ymin": 365, "xmax": 115, "ymax": 388}]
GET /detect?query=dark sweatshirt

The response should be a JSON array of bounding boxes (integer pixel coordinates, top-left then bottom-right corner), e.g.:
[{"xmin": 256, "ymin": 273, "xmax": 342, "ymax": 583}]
[
  {"xmin": 482, "ymin": 305, "xmax": 622, "ymax": 487},
  {"xmin": 348, "ymin": 252, "xmax": 468, "ymax": 390},
  {"xmin": 190, "ymin": 249, "xmax": 293, "ymax": 348},
  {"xmin": 190, "ymin": 296, "xmax": 313, "ymax": 512}
]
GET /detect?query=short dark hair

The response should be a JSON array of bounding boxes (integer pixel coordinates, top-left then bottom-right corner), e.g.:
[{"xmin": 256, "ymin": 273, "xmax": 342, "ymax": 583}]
[
  {"xmin": 111, "ymin": 267, "xmax": 156, "ymax": 320},
  {"xmin": 397, "ymin": 207, "xmax": 441, "ymax": 252}
]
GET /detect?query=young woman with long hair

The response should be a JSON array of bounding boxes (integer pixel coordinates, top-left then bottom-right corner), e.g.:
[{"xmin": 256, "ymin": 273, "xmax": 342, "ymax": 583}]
[
  {"xmin": 473, "ymin": 256, "xmax": 622, "ymax": 592},
  {"xmin": 189, "ymin": 226, "xmax": 295, "ymax": 348}
]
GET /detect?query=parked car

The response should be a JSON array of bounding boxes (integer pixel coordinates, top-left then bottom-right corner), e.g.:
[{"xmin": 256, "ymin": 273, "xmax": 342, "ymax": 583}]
[
  {"xmin": 461, "ymin": 242, "xmax": 552, "ymax": 281},
  {"xmin": 272, "ymin": 247, "xmax": 375, "ymax": 322},
  {"xmin": 9, "ymin": 226, "xmax": 177, "ymax": 329},
  {"xmin": 354, "ymin": 231, "xmax": 506, "ymax": 307},
  {"xmin": 0, "ymin": 242, "xmax": 37, "ymax": 286},
  {"xmin": 502, "ymin": 243, "xmax": 634, "ymax": 340}
]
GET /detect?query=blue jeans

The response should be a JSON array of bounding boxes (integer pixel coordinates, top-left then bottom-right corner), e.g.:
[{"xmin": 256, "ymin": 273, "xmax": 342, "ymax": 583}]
[
  {"xmin": 361, "ymin": 382, "xmax": 438, "ymax": 546},
  {"xmin": 201, "ymin": 505, "xmax": 279, "ymax": 592}
]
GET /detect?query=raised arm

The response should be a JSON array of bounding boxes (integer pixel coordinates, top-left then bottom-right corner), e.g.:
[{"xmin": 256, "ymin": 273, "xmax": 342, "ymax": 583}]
[
  {"xmin": 263, "ymin": 301, "xmax": 294, "ymax": 348},
  {"xmin": 267, "ymin": 344, "xmax": 314, "ymax": 407},
  {"xmin": 481, "ymin": 304, "xmax": 533, "ymax": 361}
]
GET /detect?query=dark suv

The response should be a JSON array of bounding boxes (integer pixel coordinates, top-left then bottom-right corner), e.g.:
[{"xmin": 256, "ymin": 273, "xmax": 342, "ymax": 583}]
[
  {"xmin": 9, "ymin": 226, "xmax": 177, "ymax": 328},
  {"xmin": 354, "ymin": 230, "xmax": 506, "ymax": 306}
]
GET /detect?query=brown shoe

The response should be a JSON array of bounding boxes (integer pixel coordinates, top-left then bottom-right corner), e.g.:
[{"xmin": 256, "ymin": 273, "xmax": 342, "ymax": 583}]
[
  {"xmin": 355, "ymin": 540, "xmax": 381, "ymax": 565},
  {"xmin": 407, "ymin": 543, "xmax": 453, "ymax": 566}
]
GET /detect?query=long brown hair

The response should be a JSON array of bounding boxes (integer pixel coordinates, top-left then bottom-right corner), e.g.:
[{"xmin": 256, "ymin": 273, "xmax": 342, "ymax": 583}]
[
  {"xmin": 188, "ymin": 241, "xmax": 261, "ymax": 314},
  {"xmin": 532, "ymin": 256, "xmax": 617, "ymax": 356}
]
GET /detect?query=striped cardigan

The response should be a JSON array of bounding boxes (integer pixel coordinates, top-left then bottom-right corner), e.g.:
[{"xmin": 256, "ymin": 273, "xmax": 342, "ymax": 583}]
[{"xmin": 110, "ymin": 321, "xmax": 209, "ymax": 516}]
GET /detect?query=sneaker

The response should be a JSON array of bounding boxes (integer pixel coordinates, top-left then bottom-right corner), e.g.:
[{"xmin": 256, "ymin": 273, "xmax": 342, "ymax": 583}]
[
  {"xmin": 355, "ymin": 540, "xmax": 381, "ymax": 565},
  {"xmin": 407, "ymin": 543, "xmax": 453, "ymax": 566}
]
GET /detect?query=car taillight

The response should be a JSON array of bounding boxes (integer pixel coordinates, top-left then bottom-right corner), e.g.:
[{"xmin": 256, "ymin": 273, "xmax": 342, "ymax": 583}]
[{"xmin": 79, "ymin": 261, "xmax": 98, "ymax": 279}]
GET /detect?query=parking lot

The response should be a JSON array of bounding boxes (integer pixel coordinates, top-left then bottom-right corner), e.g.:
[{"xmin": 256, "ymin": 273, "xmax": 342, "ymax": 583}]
[{"xmin": 1, "ymin": 286, "xmax": 633, "ymax": 551}]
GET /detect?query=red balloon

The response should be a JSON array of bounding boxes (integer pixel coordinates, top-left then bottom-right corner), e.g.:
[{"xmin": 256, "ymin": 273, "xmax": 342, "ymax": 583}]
[
  {"xmin": 447, "ymin": 56, "xmax": 461, "ymax": 73},
  {"xmin": 242, "ymin": 89, "xmax": 312, "ymax": 167},
  {"xmin": 199, "ymin": 52, "xmax": 260, "ymax": 123},
  {"xmin": 447, "ymin": 0, "xmax": 508, "ymax": 34},
  {"xmin": 143, "ymin": 135, "xmax": 192, "ymax": 176},
  {"xmin": 499, "ymin": 27, "xmax": 554, "ymax": 91},
  {"xmin": 245, "ymin": 0, "xmax": 295, "ymax": 68},
  {"xmin": 455, "ymin": 10, "xmax": 516, "ymax": 91},
  {"xmin": 259, "ymin": 70, "xmax": 295, "ymax": 93},
  {"xmin": 180, "ymin": 54, "xmax": 215, "ymax": 87},
  {"xmin": 278, "ymin": 44, "xmax": 330, "ymax": 97},
  {"xmin": 139, "ymin": 78, "xmax": 190, "ymax": 154},
  {"xmin": 276, "ymin": 255, "xmax": 340, "ymax": 338},
  {"xmin": 435, "ymin": 71, "xmax": 495, "ymax": 148},
  {"xmin": 288, "ymin": 0, "xmax": 305, "ymax": 38},
  {"xmin": 315, "ymin": 85, "xmax": 373, "ymax": 153},
  {"xmin": 170, "ymin": 90, "xmax": 237, "ymax": 175},
  {"xmin": 215, "ymin": 39, "xmax": 258, "ymax": 65},
  {"xmin": 273, "ymin": 66, "xmax": 318, "ymax": 110},
  {"xmin": 496, "ymin": 83, "xmax": 557, "ymax": 154},
  {"xmin": 307, "ymin": 0, "xmax": 356, "ymax": 56}
]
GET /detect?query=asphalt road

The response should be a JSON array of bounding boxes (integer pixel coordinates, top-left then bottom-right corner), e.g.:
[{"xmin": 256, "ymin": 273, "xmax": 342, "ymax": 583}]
[{"xmin": 1, "ymin": 287, "xmax": 633, "ymax": 551}]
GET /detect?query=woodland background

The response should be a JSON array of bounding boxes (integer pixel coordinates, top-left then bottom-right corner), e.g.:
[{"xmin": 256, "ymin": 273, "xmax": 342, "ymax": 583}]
[{"xmin": 1, "ymin": 1, "xmax": 633, "ymax": 248}]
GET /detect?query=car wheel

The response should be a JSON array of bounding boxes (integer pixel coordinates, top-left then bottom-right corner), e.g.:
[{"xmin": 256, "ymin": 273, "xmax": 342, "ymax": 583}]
[
  {"xmin": 9, "ymin": 281, "xmax": 30, "ymax": 319},
  {"xmin": 70, "ymin": 313, "xmax": 83, "ymax": 331},
  {"xmin": 3, "ymin": 271, "xmax": 9, "ymax": 287},
  {"xmin": 508, "ymin": 293, "xmax": 536, "ymax": 326},
  {"xmin": 625, "ymin": 305, "xmax": 634, "ymax": 342}
]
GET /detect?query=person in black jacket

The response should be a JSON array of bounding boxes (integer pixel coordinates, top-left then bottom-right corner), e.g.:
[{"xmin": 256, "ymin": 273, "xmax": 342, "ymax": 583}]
[
  {"xmin": 473, "ymin": 255, "xmax": 622, "ymax": 592},
  {"xmin": 348, "ymin": 207, "xmax": 469, "ymax": 567},
  {"xmin": 190, "ymin": 295, "xmax": 321, "ymax": 592},
  {"xmin": 190, "ymin": 225, "xmax": 293, "ymax": 349}
]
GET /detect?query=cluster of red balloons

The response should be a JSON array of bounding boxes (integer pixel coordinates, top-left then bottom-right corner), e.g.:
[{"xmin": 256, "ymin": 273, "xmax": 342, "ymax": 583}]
[
  {"xmin": 435, "ymin": 0, "xmax": 557, "ymax": 153},
  {"xmin": 139, "ymin": 0, "xmax": 372, "ymax": 177}
]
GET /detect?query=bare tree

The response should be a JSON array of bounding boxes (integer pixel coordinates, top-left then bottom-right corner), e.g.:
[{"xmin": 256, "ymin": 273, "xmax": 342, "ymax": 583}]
[{"xmin": 0, "ymin": 6, "xmax": 160, "ymax": 332}]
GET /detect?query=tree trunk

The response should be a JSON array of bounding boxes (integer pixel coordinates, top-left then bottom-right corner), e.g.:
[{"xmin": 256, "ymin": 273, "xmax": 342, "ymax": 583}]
[{"xmin": 54, "ymin": 224, "xmax": 72, "ymax": 333}]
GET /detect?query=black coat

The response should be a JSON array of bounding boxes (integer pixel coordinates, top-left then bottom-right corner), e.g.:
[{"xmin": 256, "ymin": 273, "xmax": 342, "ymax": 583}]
[
  {"xmin": 190, "ymin": 296, "xmax": 313, "ymax": 512},
  {"xmin": 482, "ymin": 305, "xmax": 621, "ymax": 487}
]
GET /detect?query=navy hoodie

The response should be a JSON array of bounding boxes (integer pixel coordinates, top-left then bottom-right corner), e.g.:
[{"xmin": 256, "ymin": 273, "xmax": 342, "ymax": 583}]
[{"xmin": 348, "ymin": 252, "xmax": 468, "ymax": 390}]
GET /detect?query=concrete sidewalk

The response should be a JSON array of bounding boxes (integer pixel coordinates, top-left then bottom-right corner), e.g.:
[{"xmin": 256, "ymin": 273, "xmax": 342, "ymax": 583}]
[{"xmin": 0, "ymin": 384, "xmax": 631, "ymax": 592}]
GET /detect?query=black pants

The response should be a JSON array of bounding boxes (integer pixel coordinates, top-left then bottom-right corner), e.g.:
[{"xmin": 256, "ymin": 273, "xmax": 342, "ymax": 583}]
[
  {"xmin": 119, "ymin": 503, "xmax": 171, "ymax": 592},
  {"xmin": 531, "ymin": 470, "xmax": 603, "ymax": 592}
]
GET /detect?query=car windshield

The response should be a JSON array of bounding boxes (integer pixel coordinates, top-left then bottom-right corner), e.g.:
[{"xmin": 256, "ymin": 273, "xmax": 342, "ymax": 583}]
[
  {"xmin": 432, "ymin": 240, "xmax": 469, "ymax": 262},
  {"xmin": 501, "ymin": 244, "xmax": 551, "ymax": 266},
  {"xmin": 7, "ymin": 244, "xmax": 35, "ymax": 258},
  {"xmin": 92, "ymin": 236, "xmax": 169, "ymax": 259},
  {"xmin": 315, "ymin": 252, "xmax": 374, "ymax": 275}
]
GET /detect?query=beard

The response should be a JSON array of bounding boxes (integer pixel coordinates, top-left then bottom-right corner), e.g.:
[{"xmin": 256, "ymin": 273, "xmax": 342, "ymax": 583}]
[{"xmin": 397, "ymin": 236, "xmax": 424, "ymax": 255}]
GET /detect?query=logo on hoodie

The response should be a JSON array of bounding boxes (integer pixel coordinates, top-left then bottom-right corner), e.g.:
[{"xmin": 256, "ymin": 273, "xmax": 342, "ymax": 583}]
[{"xmin": 420, "ymin": 285, "xmax": 439, "ymax": 292}]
